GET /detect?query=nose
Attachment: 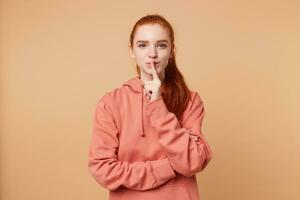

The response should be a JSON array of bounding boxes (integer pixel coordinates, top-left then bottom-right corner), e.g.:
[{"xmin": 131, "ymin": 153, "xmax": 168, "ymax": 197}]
[{"xmin": 148, "ymin": 45, "xmax": 158, "ymax": 59}]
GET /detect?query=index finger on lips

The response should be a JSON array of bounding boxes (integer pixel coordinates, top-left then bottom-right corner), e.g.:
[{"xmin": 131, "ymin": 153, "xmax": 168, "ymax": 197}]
[{"xmin": 150, "ymin": 60, "xmax": 159, "ymax": 80}]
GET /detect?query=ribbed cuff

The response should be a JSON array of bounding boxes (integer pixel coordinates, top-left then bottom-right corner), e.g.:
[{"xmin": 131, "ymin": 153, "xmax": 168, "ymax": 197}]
[{"xmin": 150, "ymin": 158, "xmax": 176, "ymax": 186}]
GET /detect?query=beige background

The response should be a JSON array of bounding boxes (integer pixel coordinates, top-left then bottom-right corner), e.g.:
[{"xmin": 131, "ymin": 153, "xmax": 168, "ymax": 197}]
[{"xmin": 1, "ymin": 0, "xmax": 300, "ymax": 199}]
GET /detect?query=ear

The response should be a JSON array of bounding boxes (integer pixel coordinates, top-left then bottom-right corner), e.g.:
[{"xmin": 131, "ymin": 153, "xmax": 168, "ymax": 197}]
[{"xmin": 128, "ymin": 44, "xmax": 135, "ymax": 58}]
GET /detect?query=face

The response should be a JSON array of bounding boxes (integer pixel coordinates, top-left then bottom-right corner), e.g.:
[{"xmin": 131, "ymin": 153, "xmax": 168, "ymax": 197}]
[{"xmin": 129, "ymin": 24, "xmax": 173, "ymax": 80}]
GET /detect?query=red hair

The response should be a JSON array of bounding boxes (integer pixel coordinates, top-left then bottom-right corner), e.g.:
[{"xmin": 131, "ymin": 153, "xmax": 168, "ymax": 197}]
[{"xmin": 129, "ymin": 14, "xmax": 191, "ymax": 120}]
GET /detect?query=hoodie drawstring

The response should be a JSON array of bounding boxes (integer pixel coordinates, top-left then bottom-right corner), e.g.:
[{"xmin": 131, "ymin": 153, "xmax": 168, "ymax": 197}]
[
  {"xmin": 122, "ymin": 75, "xmax": 146, "ymax": 137},
  {"xmin": 141, "ymin": 91, "xmax": 145, "ymax": 137}
]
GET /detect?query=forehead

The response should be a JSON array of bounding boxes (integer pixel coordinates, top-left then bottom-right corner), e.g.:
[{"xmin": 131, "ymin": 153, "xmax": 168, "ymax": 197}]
[{"xmin": 134, "ymin": 24, "xmax": 170, "ymax": 43}]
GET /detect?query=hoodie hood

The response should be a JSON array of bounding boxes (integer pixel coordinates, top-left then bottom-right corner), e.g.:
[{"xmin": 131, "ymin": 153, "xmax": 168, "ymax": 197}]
[
  {"xmin": 123, "ymin": 75, "xmax": 144, "ymax": 94},
  {"xmin": 122, "ymin": 75, "xmax": 165, "ymax": 137}
]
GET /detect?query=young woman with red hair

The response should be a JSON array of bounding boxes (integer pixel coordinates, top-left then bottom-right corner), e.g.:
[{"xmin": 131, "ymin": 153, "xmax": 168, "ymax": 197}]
[{"xmin": 88, "ymin": 14, "xmax": 213, "ymax": 200}]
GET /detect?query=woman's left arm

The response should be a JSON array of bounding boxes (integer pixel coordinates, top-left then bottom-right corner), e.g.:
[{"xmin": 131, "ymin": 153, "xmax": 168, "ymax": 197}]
[{"xmin": 145, "ymin": 92, "xmax": 213, "ymax": 177}]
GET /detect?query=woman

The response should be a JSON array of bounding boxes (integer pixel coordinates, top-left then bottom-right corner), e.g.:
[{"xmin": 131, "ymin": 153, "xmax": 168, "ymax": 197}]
[{"xmin": 88, "ymin": 14, "xmax": 213, "ymax": 200}]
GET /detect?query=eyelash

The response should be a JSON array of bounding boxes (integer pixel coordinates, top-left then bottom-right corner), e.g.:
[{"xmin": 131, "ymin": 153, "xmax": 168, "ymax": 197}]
[{"xmin": 138, "ymin": 44, "xmax": 167, "ymax": 48}]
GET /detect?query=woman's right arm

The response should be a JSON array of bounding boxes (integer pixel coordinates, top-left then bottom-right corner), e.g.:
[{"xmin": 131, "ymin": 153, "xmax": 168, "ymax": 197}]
[{"xmin": 88, "ymin": 94, "xmax": 176, "ymax": 191}]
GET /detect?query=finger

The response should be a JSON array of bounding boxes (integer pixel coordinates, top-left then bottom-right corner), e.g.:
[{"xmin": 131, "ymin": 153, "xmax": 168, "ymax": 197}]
[
  {"xmin": 144, "ymin": 85, "xmax": 153, "ymax": 91},
  {"xmin": 144, "ymin": 81, "xmax": 156, "ymax": 86},
  {"xmin": 150, "ymin": 60, "xmax": 159, "ymax": 80},
  {"xmin": 143, "ymin": 80, "xmax": 152, "ymax": 84},
  {"xmin": 146, "ymin": 91, "xmax": 152, "ymax": 100},
  {"xmin": 144, "ymin": 87, "xmax": 152, "ymax": 95}
]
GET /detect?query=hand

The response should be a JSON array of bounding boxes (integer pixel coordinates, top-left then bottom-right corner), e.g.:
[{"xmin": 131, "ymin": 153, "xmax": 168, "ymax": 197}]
[{"xmin": 144, "ymin": 60, "xmax": 162, "ymax": 102}]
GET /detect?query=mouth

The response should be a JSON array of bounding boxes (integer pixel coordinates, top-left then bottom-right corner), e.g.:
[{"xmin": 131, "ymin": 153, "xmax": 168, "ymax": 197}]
[{"xmin": 146, "ymin": 62, "xmax": 160, "ymax": 65}]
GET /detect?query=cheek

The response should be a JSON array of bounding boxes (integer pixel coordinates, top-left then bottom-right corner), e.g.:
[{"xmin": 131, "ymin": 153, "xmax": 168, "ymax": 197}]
[
  {"xmin": 160, "ymin": 54, "xmax": 171, "ymax": 66},
  {"xmin": 134, "ymin": 53, "xmax": 147, "ymax": 62},
  {"xmin": 160, "ymin": 51, "xmax": 171, "ymax": 59},
  {"xmin": 134, "ymin": 55, "xmax": 147, "ymax": 69}
]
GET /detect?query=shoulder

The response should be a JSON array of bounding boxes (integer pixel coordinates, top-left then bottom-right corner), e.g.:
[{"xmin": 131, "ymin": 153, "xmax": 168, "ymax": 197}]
[
  {"xmin": 188, "ymin": 89, "xmax": 204, "ymax": 103},
  {"xmin": 179, "ymin": 89, "xmax": 205, "ymax": 125},
  {"xmin": 97, "ymin": 90, "xmax": 113, "ymax": 105},
  {"xmin": 95, "ymin": 88, "xmax": 120, "ymax": 113},
  {"xmin": 96, "ymin": 84, "xmax": 124, "ymax": 104},
  {"xmin": 184, "ymin": 89, "xmax": 205, "ymax": 115}
]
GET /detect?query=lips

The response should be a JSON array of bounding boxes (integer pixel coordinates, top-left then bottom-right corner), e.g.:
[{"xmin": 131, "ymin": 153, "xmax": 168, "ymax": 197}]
[{"xmin": 146, "ymin": 62, "xmax": 159, "ymax": 64}]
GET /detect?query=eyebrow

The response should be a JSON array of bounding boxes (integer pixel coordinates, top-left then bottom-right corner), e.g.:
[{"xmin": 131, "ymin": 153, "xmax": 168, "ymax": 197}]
[{"xmin": 136, "ymin": 40, "xmax": 169, "ymax": 44}]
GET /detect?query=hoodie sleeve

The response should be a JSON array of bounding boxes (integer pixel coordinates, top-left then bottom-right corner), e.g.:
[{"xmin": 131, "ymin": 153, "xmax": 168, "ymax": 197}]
[
  {"xmin": 145, "ymin": 92, "xmax": 213, "ymax": 177},
  {"xmin": 88, "ymin": 94, "xmax": 176, "ymax": 191}
]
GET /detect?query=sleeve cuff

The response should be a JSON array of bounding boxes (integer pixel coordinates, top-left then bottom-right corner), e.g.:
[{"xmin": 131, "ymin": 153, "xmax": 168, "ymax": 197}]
[{"xmin": 150, "ymin": 158, "xmax": 176, "ymax": 186}]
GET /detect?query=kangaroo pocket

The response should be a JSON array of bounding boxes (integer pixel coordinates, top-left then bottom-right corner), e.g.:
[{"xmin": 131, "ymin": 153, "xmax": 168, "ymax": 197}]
[{"xmin": 122, "ymin": 184, "xmax": 191, "ymax": 200}]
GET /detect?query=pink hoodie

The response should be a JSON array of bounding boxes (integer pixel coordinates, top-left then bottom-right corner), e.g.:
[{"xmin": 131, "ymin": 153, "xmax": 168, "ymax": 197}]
[{"xmin": 88, "ymin": 76, "xmax": 212, "ymax": 200}]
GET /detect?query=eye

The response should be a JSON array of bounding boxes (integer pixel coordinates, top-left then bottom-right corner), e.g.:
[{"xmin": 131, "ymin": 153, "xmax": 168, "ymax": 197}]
[
  {"xmin": 158, "ymin": 43, "xmax": 167, "ymax": 48},
  {"xmin": 138, "ymin": 44, "xmax": 146, "ymax": 48}
]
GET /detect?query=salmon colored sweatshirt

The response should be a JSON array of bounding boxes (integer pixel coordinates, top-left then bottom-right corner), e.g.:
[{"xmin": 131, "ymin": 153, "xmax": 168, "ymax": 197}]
[{"xmin": 88, "ymin": 76, "xmax": 212, "ymax": 200}]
